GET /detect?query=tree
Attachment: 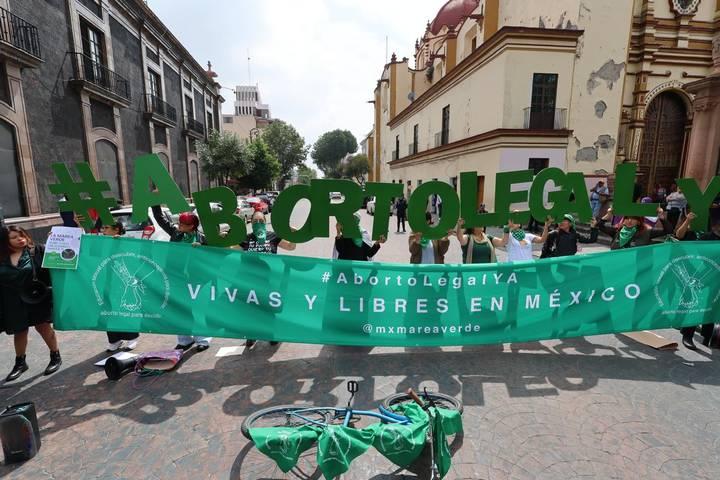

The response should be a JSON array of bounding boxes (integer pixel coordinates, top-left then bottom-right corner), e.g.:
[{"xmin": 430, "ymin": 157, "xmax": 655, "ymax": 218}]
[
  {"xmin": 262, "ymin": 120, "xmax": 309, "ymax": 189},
  {"xmin": 297, "ymin": 164, "xmax": 317, "ymax": 185},
  {"xmin": 311, "ymin": 129, "xmax": 357, "ymax": 178},
  {"xmin": 236, "ymin": 139, "xmax": 281, "ymax": 191},
  {"xmin": 197, "ymin": 130, "xmax": 251, "ymax": 186},
  {"xmin": 342, "ymin": 154, "xmax": 370, "ymax": 185}
]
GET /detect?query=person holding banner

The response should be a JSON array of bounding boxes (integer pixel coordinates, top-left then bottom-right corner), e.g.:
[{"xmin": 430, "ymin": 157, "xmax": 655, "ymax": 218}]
[
  {"xmin": 540, "ymin": 214, "xmax": 599, "ymax": 258},
  {"xmin": 409, "ymin": 212, "xmax": 450, "ymax": 264},
  {"xmin": 597, "ymin": 208, "xmax": 670, "ymax": 249},
  {"xmin": 503, "ymin": 215, "xmax": 551, "ymax": 262},
  {"xmin": 335, "ymin": 212, "xmax": 385, "ymax": 261},
  {"xmin": 240, "ymin": 211, "xmax": 296, "ymax": 349},
  {"xmin": 98, "ymin": 221, "xmax": 140, "ymax": 352},
  {"xmin": 150, "ymin": 205, "xmax": 212, "ymax": 352},
  {"xmin": 674, "ymin": 211, "xmax": 720, "ymax": 350},
  {"xmin": 454, "ymin": 217, "xmax": 503, "ymax": 264},
  {"xmin": 0, "ymin": 227, "xmax": 62, "ymax": 382}
]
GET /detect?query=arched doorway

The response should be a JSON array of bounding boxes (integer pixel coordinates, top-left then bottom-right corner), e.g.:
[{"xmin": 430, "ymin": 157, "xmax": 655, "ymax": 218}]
[
  {"xmin": 638, "ymin": 91, "xmax": 688, "ymax": 194},
  {"xmin": 157, "ymin": 152, "xmax": 170, "ymax": 172},
  {"xmin": 95, "ymin": 140, "xmax": 121, "ymax": 198},
  {"xmin": 0, "ymin": 119, "xmax": 24, "ymax": 217},
  {"xmin": 189, "ymin": 160, "xmax": 200, "ymax": 194}
]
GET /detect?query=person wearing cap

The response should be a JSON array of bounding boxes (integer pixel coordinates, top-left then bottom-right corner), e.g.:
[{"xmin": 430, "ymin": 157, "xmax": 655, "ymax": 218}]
[
  {"xmin": 335, "ymin": 211, "xmax": 385, "ymax": 261},
  {"xmin": 540, "ymin": 214, "xmax": 599, "ymax": 258},
  {"xmin": 150, "ymin": 205, "xmax": 212, "ymax": 352},
  {"xmin": 674, "ymin": 211, "xmax": 720, "ymax": 350},
  {"xmin": 501, "ymin": 212, "xmax": 551, "ymax": 262}
]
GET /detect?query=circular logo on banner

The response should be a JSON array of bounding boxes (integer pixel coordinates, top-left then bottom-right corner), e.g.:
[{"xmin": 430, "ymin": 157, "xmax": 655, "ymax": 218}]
[
  {"xmin": 263, "ymin": 428, "xmax": 300, "ymax": 462},
  {"xmin": 378, "ymin": 424, "xmax": 417, "ymax": 456},
  {"xmin": 92, "ymin": 252, "xmax": 170, "ymax": 313},
  {"xmin": 323, "ymin": 427, "xmax": 351, "ymax": 465},
  {"xmin": 654, "ymin": 255, "xmax": 720, "ymax": 314}
]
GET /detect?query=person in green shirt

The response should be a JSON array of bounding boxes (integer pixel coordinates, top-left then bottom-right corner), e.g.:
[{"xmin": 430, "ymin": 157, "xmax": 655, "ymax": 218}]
[{"xmin": 453, "ymin": 218, "xmax": 505, "ymax": 264}]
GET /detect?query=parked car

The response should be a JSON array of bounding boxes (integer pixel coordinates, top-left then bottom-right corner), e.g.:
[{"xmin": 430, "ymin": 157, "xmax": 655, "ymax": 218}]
[
  {"xmin": 169, "ymin": 203, "xmax": 231, "ymax": 236},
  {"xmin": 236, "ymin": 198, "xmax": 255, "ymax": 223},
  {"xmin": 257, "ymin": 194, "xmax": 273, "ymax": 212},
  {"xmin": 110, "ymin": 206, "xmax": 172, "ymax": 241},
  {"xmin": 245, "ymin": 196, "xmax": 269, "ymax": 214},
  {"xmin": 265, "ymin": 190, "xmax": 280, "ymax": 199},
  {"xmin": 366, "ymin": 197, "xmax": 376, "ymax": 215}
]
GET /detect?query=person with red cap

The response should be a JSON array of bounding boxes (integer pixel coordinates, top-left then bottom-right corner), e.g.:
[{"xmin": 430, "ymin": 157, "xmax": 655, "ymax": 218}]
[{"xmin": 151, "ymin": 205, "xmax": 212, "ymax": 352}]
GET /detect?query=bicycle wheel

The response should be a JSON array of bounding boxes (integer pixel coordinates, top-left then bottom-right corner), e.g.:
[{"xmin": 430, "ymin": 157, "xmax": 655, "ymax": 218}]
[
  {"xmin": 381, "ymin": 392, "xmax": 463, "ymax": 414},
  {"xmin": 241, "ymin": 405, "xmax": 336, "ymax": 440}
]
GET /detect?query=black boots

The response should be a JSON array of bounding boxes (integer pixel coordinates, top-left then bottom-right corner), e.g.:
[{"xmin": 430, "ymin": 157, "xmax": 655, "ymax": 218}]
[
  {"xmin": 5, "ymin": 356, "xmax": 29, "ymax": 382},
  {"xmin": 44, "ymin": 351, "xmax": 62, "ymax": 376}
]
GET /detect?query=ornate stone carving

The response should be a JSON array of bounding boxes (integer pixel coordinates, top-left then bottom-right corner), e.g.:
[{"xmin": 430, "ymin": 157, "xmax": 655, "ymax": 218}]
[
  {"xmin": 670, "ymin": 0, "xmax": 701, "ymax": 16},
  {"xmin": 694, "ymin": 99, "xmax": 719, "ymax": 112}
]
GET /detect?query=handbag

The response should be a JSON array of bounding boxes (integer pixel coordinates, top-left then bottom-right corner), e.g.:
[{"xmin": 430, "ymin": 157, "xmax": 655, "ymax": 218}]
[{"xmin": 20, "ymin": 248, "xmax": 51, "ymax": 305}]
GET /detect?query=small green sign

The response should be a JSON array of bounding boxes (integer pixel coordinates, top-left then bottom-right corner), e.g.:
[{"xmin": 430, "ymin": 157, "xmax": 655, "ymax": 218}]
[{"xmin": 42, "ymin": 227, "xmax": 83, "ymax": 270}]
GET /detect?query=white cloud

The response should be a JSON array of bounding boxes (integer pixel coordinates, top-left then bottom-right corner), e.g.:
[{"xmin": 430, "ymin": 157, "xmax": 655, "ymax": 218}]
[{"xmin": 149, "ymin": 0, "xmax": 441, "ymax": 155}]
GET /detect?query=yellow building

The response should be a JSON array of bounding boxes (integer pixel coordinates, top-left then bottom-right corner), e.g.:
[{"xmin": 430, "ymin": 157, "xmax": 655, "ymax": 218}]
[{"xmin": 370, "ymin": 0, "xmax": 720, "ymax": 210}]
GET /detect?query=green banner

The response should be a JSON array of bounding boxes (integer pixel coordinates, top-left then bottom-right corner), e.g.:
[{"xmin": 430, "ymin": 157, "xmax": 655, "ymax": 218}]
[{"xmin": 51, "ymin": 236, "xmax": 720, "ymax": 346}]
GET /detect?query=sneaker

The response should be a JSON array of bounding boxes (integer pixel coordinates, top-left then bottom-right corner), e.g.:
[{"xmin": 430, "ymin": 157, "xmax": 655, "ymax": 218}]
[
  {"xmin": 196, "ymin": 344, "xmax": 210, "ymax": 352},
  {"xmin": 125, "ymin": 340, "xmax": 138, "ymax": 351},
  {"xmin": 106, "ymin": 340, "xmax": 123, "ymax": 353},
  {"xmin": 245, "ymin": 339, "xmax": 257, "ymax": 349},
  {"xmin": 174, "ymin": 342, "xmax": 194, "ymax": 351}
]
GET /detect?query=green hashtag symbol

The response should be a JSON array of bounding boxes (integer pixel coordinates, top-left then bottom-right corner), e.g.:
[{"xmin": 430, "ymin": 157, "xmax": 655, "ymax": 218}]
[{"xmin": 48, "ymin": 162, "xmax": 118, "ymax": 230}]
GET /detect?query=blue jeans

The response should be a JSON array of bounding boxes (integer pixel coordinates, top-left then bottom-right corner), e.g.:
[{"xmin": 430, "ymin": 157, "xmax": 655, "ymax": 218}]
[
  {"xmin": 591, "ymin": 199, "xmax": 601, "ymax": 217},
  {"xmin": 177, "ymin": 335, "xmax": 212, "ymax": 347}
]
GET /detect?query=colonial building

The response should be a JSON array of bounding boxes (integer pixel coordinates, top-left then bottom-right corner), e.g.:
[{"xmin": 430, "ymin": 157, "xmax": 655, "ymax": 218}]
[
  {"xmin": 222, "ymin": 85, "xmax": 273, "ymax": 142},
  {"xmin": 369, "ymin": 0, "xmax": 720, "ymax": 209},
  {"xmin": 0, "ymin": 0, "xmax": 223, "ymax": 231}
]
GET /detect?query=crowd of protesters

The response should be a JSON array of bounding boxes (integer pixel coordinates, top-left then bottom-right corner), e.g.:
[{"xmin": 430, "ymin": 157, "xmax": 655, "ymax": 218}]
[{"xmin": 1, "ymin": 178, "xmax": 719, "ymax": 381}]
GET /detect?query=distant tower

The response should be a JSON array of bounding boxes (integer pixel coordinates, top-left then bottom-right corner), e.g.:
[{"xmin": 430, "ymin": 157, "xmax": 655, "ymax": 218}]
[{"xmin": 233, "ymin": 85, "xmax": 271, "ymax": 119}]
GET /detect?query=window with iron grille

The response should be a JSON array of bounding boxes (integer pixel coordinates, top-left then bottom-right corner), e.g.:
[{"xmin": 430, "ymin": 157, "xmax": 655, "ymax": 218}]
[
  {"xmin": 148, "ymin": 69, "xmax": 162, "ymax": 99},
  {"xmin": 154, "ymin": 125, "xmax": 167, "ymax": 146},
  {"xmin": 185, "ymin": 94, "xmax": 194, "ymax": 119},
  {"xmin": 412, "ymin": 124, "xmax": 418, "ymax": 154},
  {"xmin": 528, "ymin": 158, "xmax": 549, "ymax": 175},
  {"xmin": 441, "ymin": 105, "xmax": 450, "ymax": 145},
  {"xmin": 529, "ymin": 74, "xmax": 558, "ymax": 129},
  {"xmin": 80, "ymin": 19, "xmax": 105, "ymax": 66}
]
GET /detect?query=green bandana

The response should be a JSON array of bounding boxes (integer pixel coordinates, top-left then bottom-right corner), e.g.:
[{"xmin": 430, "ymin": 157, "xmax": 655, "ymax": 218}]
[
  {"xmin": 563, "ymin": 214, "xmax": 575, "ymax": 229},
  {"xmin": 181, "ymin": 232, "xmax": 198, "ymax": 244},
  {"xmin": 511, "ymin": 229, "xmax": 526, "ymax": 242},
  {"xmin": 252, "ymin": 222, "xmax": 267, "ymax": 245},
  {"xmin": 351, "ymin": 213, "xmax": 363, "ymax": 247},
  {"xmin": 617, "ymin": 226, "xmax": 637, "ymax": 248},
  {"xmin": 419, "ymin": 237, "xmax": 430, "ymax": 248},
  {"xmin": 352, "ymin": 237, "xmax": 363, "ymax": 247}
]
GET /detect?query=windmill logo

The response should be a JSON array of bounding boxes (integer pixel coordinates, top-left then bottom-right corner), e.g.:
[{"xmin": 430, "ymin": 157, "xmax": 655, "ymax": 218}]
[
  {"xmin": 378, "ymin": 424, "xmax": 416, "ymax": 456},
  {"xmin": 263, "ymin": 428, "xmax": 300, "ymax": 462},
  {"xmin": 92, "ymin": 253, "xmax": 170, "ymax": 313},
  {"xmin": 654, "ymin": 255, "xmax": 720, "ymax": 314}
]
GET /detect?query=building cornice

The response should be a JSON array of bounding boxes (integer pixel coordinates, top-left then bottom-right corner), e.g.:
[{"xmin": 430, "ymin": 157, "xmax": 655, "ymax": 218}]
[{"xmin": 387, "ymin": 27, "xmax": 583, "ymax": 129}]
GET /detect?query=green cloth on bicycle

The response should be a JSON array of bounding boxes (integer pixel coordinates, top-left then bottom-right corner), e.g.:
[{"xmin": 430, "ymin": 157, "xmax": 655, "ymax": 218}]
[
  {"xmin": 249, "ymin": 425, "xmax": 321, "ymax": 473},
  {"xmin": 369, "ymin": 403, "xmax": 428, "ymax": 468},
  {"xmin": 317, "ymin": 425, "xmax": 375, "ymax": 479}
]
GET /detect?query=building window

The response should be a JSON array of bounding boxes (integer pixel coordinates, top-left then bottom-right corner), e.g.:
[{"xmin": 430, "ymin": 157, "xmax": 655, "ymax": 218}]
[
  {"xmin": 471, "ymin": 36, "xmax": 477, "ymax": 51},
  {"xmin": 394, "ymin": 135, "xmax": 399, "ymax": 160},
  {"xmin": 183, "ymin": 79, "xmax": 191, "ymax": 90},
  {"xmin": 95, "ymin": 140, "xmax": 121, "ymax": 198},
  {"xmin": 451, "ymin": 176, "xmax": 458, "ymax": 191},
  {"xmin": 418, "ymin": 179, "xmax": 423, "ymax": 186},
  {"xmin": 0, "ymin": 120, "xmax": 24, "ymax": 217},
  {"xmin": 0, "ymin": 63, "xmax": 10, "ymax": 106},
  {"xmin": 154, "ymin": 125, "xmax": 167, "ymax": 146},
  {"xmin": 223, "ymin": 116, "xmax": 233, "ymax": 124},
  {"xmin": 148, "ymin": 69, "xmax": 162, "ymax": 99},
  {"xmin": 80, "ymin": 19, "xmax": 105, "ymax": 66},
  {"xmin": 528, "ymin": 158, "xmax": 549, "ymax": 175},
  {"xmin": 412, "ymin": 124, "xmax": 419, "ymax": 154},
  {"xmin": 529, "ymin": 73, "xmax": 558, "ymax": 129},
  {"xmin": 79, "ymin": 0, "xmax": 102, "ymax": 18},
  {"xmin": 90, "ymin": 99, "xmax": 115, "ymax": 131},
  {"xmin": 189, "ymin": 160, "xmax": 200, "ymax": 193},
  {"xmin": 185, "ymin": 94, "xmax": 194, "ymax": 120},
  {"xmin": 145, "ymin": 46, "xmax": 160, "ymax": 65},
  {"xmin": 441, "ymin": 105, "xmax": 450, "ymax": 145},
  {"xmin": 207, "ymin": 111, "xmax": 213, "ymax": 132},
  {"xmin": 188, "ymin": 139, "xmax": 197, "ymax": 154}
]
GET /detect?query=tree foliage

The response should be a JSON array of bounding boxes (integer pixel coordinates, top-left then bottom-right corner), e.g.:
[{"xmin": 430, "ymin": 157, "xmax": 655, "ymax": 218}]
[
  {"xmin": 296, "ymin": 164, "xmax": 317, "ymax": 185},
  {"xmin": 342, "ymin": 154, "xmax": 370, "ymax": 185},
  {"xmin": 311, "ymin": 129, "xmax": 357, "ymax": 178},
  {"xmin": 197, "ymin": 130, "xmax": 251, "ymax": 185},
  {"xmin": 236, "ymin": 139, "xmax": 281, "ymax": 191},
  {"xmin": 262, "ymin": 120, "xmax": 309, "ymax": 189}
]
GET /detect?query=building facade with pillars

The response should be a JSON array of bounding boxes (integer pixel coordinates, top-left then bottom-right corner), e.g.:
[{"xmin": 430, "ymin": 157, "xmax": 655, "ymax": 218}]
[
  {"xmin": 221, "ymin": 84, "xmax": 273, "ymax": 143},
  {"xmin": 370, "ymin": 0, "xmax": 720, "ymax": 210},
  {"xmin": 0, "ymin": 0, "xmax": 223, "ymax": 232}
]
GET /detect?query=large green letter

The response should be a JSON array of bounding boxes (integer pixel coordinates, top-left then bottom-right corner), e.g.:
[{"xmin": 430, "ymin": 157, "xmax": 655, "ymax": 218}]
[
  {"xmin": 677, "ymin": 176, "xmax": 720, "ymax": 231},
  {"xmin": 364, "ymin": 182, "xmax": 404, "ymax": 239},
  {"xmin": 193, "ymin": 187, "xmax": 246, "ymax": 247},
  {"xmin": 494, "ymin": 170, "xmax": 534, "ymax": 225},
  {"xmin": 613, "ymin": 163, "xmax": 658, "ymax": 216},
  {"xmin": 309, "ymin": 179, "xmax": 364, "ymax": 238},
  {"xmin": 528, "ymin": 168, "xmax": 593, "ymax": 222},
  {"xmin": 408, "ymin": 181, "xmax": 460, "ymax": 239},
  {"xmin": 271, "ymin": 184, "xmax": 314, "ymax": 243},
  {"xmin": 131, "ymin": 154, "xmax": 190, "ymax": 223}
]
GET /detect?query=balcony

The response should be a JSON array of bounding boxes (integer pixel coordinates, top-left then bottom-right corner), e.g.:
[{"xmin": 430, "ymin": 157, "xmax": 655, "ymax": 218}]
[
  {"xmin": 523, "ymin": 108, "xmax": 568, "ymax": 130},
  {"xmin": 69, "ymin": 52, "xmax": 131, "ymax": 106},
  {"xmin": 144, "ymin": 94, "xmax": 177, "ymax": 127},
  {"xmin": 0, "ymin": 7, "xmax": 42, "ymax": 67},
  {"xmin": 183, "ymin": 116, "xmax": 205, "ymax": 139}
]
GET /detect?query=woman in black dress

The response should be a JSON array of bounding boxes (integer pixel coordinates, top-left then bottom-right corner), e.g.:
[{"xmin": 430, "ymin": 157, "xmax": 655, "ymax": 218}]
[{"xmin": 0, "ymin": 226, "xmax": 62, "ymax": 381}]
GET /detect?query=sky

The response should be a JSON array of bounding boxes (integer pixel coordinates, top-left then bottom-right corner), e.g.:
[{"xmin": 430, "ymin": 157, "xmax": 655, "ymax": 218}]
[{"xmin": 148, "ymin": 0, "xmax": 442, "ymax": 166}]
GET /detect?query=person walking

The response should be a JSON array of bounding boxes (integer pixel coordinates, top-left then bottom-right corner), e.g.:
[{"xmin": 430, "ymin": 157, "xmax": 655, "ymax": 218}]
[
  {"xmin": 503, "ymin": 215, "xmax": 551, "ymax": 262},
  {"xmin": 540, "ymin": 214, "xmax": 599, "ymax": 258},
  {"xmin": 409, "ymin": 212, "xmax": 450, "ymax": 264},
  {"xmin": 674, "ymin": 211, "xmax": 720, "ymax": 350},
  {"xmin": 335, "ymin": 212, "xmax": 385, "ymax": 261},
  {"xmin": 665, "ymin": 185, "xmax": 687, "ymax": 231},
  {"xmin": 151, "ymin": 205, "xmax": 212, "ymax": 352},
  {"xmin": 590, "ymin": 181, "xmax": 609, "ymax": 218},
  {"xmin": 453, "ymin": 217, "xmax": 504, "ymax": 264},
  {"xmin": 98, "ymin": 221, "xmax": 139, "ymax": 352},
  {"xmin": 240, "ymin": 211, "xmax": 296, "ymax": 349},
  {"xmin": 0, "ymin": 227, "xmax": 62, "ymax": 381},
  {"xmin": 395, "ymin": 196, "xmax": 408, "ymax": 233}
]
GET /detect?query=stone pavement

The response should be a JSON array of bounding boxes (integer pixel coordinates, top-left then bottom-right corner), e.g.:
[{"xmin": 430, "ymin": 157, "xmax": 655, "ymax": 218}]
[{"xmin": 1, "ymin": 207, "xmax": 718, "ymax": 479}]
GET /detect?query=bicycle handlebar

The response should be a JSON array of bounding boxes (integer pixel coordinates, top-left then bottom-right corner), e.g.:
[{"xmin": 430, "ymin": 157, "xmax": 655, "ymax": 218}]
[{"xmin": 407, "ymin": 388, "xmax": 424, "ymax": 407}]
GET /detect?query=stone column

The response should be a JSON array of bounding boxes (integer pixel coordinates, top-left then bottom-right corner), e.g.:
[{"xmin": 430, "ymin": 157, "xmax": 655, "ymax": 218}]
[{"xmin": 682, "ymin": 35, "xmax": 720, "ymax": 187}]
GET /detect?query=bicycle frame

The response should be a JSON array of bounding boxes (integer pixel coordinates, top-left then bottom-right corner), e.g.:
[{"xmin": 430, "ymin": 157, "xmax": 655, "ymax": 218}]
[{"xmin": 285, "ymin": 406, "xmax": 411, "ymax": 428}]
